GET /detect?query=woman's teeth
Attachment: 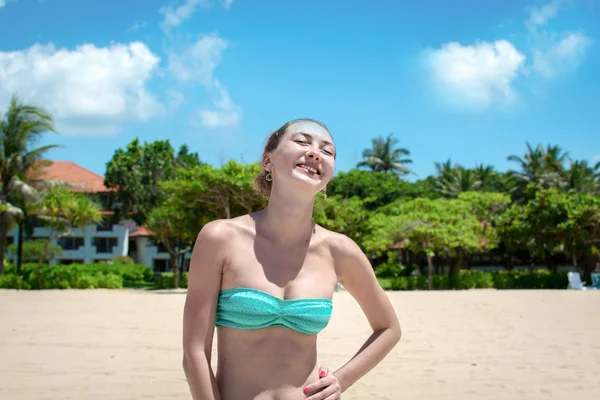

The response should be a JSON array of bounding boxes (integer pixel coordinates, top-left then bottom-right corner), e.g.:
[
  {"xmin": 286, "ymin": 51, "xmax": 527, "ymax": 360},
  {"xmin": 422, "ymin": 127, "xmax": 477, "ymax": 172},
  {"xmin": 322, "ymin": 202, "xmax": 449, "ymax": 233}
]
[{"xmin": 298, "ymin": 164, "xmax": 318, "ymax": 174}]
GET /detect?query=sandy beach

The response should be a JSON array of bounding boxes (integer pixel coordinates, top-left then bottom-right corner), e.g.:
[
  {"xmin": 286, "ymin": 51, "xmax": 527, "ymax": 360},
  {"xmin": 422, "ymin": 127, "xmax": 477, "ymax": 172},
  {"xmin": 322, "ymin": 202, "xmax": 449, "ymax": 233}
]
[{"xmin": 1, "ymin": 288, "xmax": 598, "ymax": 400}]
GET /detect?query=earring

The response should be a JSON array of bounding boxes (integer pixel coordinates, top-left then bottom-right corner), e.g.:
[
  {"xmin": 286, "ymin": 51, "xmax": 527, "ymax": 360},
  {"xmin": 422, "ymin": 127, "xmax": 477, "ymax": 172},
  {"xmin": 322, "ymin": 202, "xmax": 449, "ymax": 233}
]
[{"xmin": 265, "ymin": 171, "xmax": 273, "ymax": 182}]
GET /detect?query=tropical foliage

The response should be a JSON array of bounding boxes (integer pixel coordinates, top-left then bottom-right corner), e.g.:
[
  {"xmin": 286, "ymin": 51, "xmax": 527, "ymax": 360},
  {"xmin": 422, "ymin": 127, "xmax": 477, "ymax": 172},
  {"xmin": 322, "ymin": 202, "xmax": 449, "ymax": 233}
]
[
  {"xmin": 2, "ymin": 93, "xmax": 599, "ymax": 291},
  {"xmin": 0, "ymin": 95, "xmax": 60, "ymax": 274}
]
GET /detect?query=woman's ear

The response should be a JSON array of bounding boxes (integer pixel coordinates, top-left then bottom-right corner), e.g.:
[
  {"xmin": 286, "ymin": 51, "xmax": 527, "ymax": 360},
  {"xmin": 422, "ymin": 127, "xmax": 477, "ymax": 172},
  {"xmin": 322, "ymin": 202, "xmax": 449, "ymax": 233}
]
[{"xmin": 261, "ymin": 153, "xmax": 272, "ymax": 172}]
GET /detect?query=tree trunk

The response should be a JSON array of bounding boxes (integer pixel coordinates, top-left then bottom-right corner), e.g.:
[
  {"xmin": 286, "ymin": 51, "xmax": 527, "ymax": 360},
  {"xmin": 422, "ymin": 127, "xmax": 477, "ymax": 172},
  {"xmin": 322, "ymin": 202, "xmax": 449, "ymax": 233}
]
[
  {"xmin": 17, "ymin": 221, "xmax": 24, "ymax": 275},
  {"xmin": 36, "ymin": 239, "xmax": 51, "ymax": 290},
  {"xmin": 572, "ymin": 253, "xmax": 579, "ymax": 273},
  {"xmin": 172, "ymin": 256, "xmax": 180, "ymax": 289},
  {"xmin": 546, "ymin": 255, "xmax": 557, "ymax": 272},
  {"xmin": 504, "ymin": 255, "xmax": 514, "ymax": 271},
  {"xmin": 449, "ymin": 249, "xmax": 464, "ymax": 277},
  {"xmin": 427, "ymin": 256, "xmax": 433, "ymax": 290},
  {"xmin": 581, "ymin": 254, "xmax": 594, "ymax": 278},
  {"xmin": 0, "ymin": 213, "xmax": 7, "ymax": 275}
]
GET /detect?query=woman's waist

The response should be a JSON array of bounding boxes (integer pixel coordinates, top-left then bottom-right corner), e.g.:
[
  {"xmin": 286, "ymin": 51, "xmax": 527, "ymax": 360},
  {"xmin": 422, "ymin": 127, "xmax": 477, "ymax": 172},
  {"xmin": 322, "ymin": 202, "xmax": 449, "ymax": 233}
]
[
  {"xmin": 216, "ymin": 328, "xmax": 320, "ymax": 398},
  {"xmin": 216, "ymin": 358, "xmax": 320, "ymax": 400}
]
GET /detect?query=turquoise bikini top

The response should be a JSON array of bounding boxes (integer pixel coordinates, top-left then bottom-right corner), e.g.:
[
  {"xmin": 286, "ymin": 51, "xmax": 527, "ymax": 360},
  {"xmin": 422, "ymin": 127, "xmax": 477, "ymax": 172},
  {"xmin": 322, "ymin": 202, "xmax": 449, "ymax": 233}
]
[{"xmin": 215, "ymin": 287, "xmax": 333, "ymax": 335}]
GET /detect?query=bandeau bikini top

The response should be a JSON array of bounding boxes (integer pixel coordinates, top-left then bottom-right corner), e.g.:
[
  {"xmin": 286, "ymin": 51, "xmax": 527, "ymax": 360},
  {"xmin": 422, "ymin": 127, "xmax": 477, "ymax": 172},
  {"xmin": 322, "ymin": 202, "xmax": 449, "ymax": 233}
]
[{"xmin": 215, "ymin": 287, "xmax": 333, "ymax": 335}]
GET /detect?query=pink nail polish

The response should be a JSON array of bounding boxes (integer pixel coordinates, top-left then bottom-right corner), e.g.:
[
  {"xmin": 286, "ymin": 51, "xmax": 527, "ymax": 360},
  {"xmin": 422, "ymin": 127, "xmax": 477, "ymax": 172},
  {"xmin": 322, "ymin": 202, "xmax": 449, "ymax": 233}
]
[
  {"xmin": 320, "ymin": 371, "xmax": 326, "ymax": 377},
  {"xmin": 303, "ymin": 386, "xmax": 309, "ymax": 393}
]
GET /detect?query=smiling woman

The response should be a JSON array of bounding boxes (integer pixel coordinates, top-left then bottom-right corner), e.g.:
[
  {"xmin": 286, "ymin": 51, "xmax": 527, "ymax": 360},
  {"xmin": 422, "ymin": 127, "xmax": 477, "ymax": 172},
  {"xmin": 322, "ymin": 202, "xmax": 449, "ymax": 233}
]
[{"xmin": 182, "ymin": 118, "xmax": 401, "ymax": 400}]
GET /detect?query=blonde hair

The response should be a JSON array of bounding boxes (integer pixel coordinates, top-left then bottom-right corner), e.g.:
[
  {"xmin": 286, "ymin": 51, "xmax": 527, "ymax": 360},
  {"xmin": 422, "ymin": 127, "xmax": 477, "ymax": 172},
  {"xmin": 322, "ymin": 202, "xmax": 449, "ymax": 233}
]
[{"xmin": 253, "ymin": 118, "xmax": 331, "ymax": 199}]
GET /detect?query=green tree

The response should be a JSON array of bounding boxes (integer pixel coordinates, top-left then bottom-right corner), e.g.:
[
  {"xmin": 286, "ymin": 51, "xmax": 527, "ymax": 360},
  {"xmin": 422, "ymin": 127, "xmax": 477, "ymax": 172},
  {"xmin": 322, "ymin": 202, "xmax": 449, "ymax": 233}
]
[
  {"xmin": 147, "ymin": 201, "xmax": 192, "ymax": 289},
  {"xmin": 0, "ymin": 95, "xmax": 59, "ymax": 274},
  {"xmin": 365, "ymin": 197, "xmax": 500, "ymax": 288},
  {"xmin": 161, "ymin": 161, "xmax": 265, "ymax": 221},
  {"xmin": 559, "ymin": 159, "xmax": 600, "ymax": 194},
  {"xmin": 357, "ymin": 133, "xmax": 413, "ymax": 175},
  {"xmin": 431, "ymin": 160, "xmax": 482, "ymax": 198},
  {"xmin": 498, "ymin": 186, "xmax": 600, "ymax": 274},
  {"xmin": 507, "ymin": 142, "xmax": 568, "ymax": 200},
  {"xmin": 328, "ymin": 169, "xmax": 437, "ymax": 210},
  {"xmin": 33, "ymin": 185, "xmax": 103, "ymax": 287},
  {"xmin": 7, "ymin": 239, "xmax": 63, "ymax": 264},
  {"xmin": 104, "ymin": 138, "xmax": 201, "ymax": 225},
  {"xmin": 312, "ymin": 195, "xmax": 371, "ymax": 243}
]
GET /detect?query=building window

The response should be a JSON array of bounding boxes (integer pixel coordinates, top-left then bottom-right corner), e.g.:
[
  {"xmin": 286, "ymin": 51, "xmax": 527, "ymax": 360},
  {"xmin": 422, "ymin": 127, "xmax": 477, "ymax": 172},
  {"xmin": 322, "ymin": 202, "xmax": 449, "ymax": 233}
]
[
  {"xmin": 153, "ymin": 259, "xmax": 169, "ymax": 272},
  {"xmin": 93, "ymin": 237, "xmax": 118, "ymax": 253},
  {"xmin": 27, "ymin": 216, "xmax": 42, "ymax": 228},
  {"xmin": 96, "ymin": 220, "xmax": 114, "ymax": 232},
  {"xmin": 57, "ymin": 237, "xmax": 84, "ymax": 250},
  {"xmin": 60, "ymin": 259, "xmax": 84, "ymax": 265}
]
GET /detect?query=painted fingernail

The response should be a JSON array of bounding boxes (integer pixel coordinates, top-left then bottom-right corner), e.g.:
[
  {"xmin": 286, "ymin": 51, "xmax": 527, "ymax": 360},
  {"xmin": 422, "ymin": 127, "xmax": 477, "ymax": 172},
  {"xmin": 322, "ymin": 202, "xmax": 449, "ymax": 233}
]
[
  {"xmin": 303, "ymin": 386, "xmax": 309, "ymax": 393},
  {"xmin": 320, "ymin": 371, "xmax": 326, "ymax": 377}
]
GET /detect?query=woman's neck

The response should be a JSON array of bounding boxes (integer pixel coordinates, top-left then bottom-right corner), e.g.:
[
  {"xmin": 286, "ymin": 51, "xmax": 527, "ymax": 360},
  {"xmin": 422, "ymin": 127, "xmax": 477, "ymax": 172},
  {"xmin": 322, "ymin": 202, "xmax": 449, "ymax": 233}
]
[{"xmin": 256, "ymin": 186, "xmax": 315, "ymax": 247}]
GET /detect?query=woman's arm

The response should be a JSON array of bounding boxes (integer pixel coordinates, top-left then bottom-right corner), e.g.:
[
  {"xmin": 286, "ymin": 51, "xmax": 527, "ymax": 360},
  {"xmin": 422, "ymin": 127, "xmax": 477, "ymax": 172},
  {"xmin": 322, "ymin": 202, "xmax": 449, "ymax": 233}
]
[
  {"xmin": 182, "ymin": 220, "xmax": 229, "ymax": 400},
  {"xmin": 330, "ymin": 234, "xmax": 402, "ymax": 392}
]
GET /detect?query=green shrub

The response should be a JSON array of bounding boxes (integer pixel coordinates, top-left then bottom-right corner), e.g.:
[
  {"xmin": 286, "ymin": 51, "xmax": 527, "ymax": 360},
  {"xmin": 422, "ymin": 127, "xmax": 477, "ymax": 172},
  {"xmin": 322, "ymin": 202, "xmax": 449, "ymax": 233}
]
[
  {"xmin": 0, "ymin": 274, "xmax": 31, "ymax": 289},
  {"xmin": 387, "ymin": 269, "xmax": 568, "ymax": 290},
  {"xmin": 154, "ymin": 272, "xmax": 188, "ymax": 289},
  {"xmin": 112, "ymin": 255, "xmax": 135, "ymax": 265},
  {"xmin": 375, "ymin": 263, "xmax": 405, "ymax": 278},
  {"xmin": 0, "ymin": 262, "xmax": 151, "ymax": 290},
  {"xmin": 7, "ymin": 239, "xmax": 63, "ymax": 263},
  {"xmin": 95, "ymin": 273, "xmax": 124, "ymax": 289},
  {"xmin": 179, "ymin": 272, "xmax": 189, "ymax": 288}
]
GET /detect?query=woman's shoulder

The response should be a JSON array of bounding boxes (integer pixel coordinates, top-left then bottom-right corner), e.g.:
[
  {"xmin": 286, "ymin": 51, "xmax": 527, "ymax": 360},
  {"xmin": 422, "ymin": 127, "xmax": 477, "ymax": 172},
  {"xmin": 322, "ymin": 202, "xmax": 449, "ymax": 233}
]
[
  {"xmin": 314, "ymin": 224, "xmax": 362, "ymax": 260},
  {"xmin": 196, "ymin": 215, "xmax": 254, "ymax": 244}
]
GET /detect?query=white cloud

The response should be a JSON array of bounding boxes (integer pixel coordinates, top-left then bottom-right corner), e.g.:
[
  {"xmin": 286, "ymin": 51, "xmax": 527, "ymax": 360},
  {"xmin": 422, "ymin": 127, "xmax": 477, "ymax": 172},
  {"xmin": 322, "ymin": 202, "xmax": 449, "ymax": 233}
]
[
  {"xmin": 128, "ymin": 21, "xmax": 147, "ymax": 32},
  {"xmin": 223, "ymin": 0, "xmax": 233, "ymax": 9},
  {"xmin": 160, "ymin": 0, "xmax": 208, "ymax": 31},
  {"xmin": 532, "ymin": 32, "xmax": 592, "ymax": 78},
  {"xmin": 527, "ymin": 0, "xmax": 564, "ymax": 30},
  {"xmin": 524, "ymin": 1, "xmax": 592, "ymax": 79},
  {"xmin": 0, "ymin": 1, "xmax": 5, "ymax": 8},
  {"xmin": 194, "ymin": 80, "xmax": 241, "ymax": 127},
  {"xmin": 423, "ymin": 40, "xmax": 526, "ymax": 110},
  {"xmin": 0, "ymin": 42, "xmax": 164, "ymax": 135},
  {"xmin": 167, "ymin": 89, "xmax": 184, "ymax": 112},
  {"xmin": 592, "ymin": 154, "xmax": 600, "ymax": 162},
  {"xmin": 167, "ymin": 34, "xmax": 228, "ymax": 86}
]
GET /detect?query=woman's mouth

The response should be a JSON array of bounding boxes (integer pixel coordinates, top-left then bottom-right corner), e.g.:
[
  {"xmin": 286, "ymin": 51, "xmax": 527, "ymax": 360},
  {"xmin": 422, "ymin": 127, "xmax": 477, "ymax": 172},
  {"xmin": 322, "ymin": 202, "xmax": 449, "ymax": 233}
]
[{"xmin": 296, "ymin": 163, "xmax": 320, "ymax": 175}]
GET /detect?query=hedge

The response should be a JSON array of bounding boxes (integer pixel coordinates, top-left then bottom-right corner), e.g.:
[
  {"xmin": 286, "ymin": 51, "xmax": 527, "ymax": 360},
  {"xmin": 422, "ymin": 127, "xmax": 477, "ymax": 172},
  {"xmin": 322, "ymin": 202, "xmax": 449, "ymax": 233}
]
[
  {"xmin": 388, "ymin": 269, "xmax": 569, "ymax": 290},
  {"xmin": 0, "ymin": 263, "xmax": 153, "ymax": 290},
  {"xmin": 154, "ymin": 272, "xmax": 189, "ymax": 289},
  {"xmin": 0, "ymin": 265, "xmax": 571, "ymax": 291}
]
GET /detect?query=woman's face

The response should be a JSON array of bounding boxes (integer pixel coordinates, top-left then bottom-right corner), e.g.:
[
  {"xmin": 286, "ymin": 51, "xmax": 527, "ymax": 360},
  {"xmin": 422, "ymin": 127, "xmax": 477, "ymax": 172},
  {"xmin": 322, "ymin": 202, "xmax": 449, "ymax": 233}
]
[{"xmin": 264, "ymin": 121, "xmax": 336, "ymax": 195}]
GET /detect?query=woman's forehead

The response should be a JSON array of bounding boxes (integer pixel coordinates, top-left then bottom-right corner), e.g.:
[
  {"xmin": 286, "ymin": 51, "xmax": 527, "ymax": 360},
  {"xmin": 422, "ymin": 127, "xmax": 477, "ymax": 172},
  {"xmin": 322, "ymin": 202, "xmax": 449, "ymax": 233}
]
[{"xmin": 285, "ymin": 121, "xmax": 334, "ymax": 143}]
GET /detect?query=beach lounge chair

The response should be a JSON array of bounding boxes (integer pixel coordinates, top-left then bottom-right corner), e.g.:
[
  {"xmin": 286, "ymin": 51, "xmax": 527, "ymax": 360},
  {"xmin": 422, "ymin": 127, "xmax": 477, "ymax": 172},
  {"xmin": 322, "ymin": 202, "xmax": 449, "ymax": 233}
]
[
  {"xmin": 591, "ymin": 273, "xmax": 600, "ymax": 289},
  {"xmin": 567, "ymin": 272, "xmax": 598, "ymax": 290}
]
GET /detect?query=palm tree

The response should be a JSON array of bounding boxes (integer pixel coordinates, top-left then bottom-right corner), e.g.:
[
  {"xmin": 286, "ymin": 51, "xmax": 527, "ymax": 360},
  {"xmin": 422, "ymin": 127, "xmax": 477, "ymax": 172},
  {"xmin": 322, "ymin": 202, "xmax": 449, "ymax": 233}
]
[
  {"xmin": 431, "ymin": 160, "xmax": 482, "ymax": 198},
  {"xmin": 357, "ymin": 133, "xmax": 413, "ymax": 176},
  {"xmin": 0, "ymin": 94, "xmax": 59, "ymax": 274},
  {"xmin": 560, "ymin": 159, "xmax": 600, "ymax": 194},
  {"xmin": 507, "ymin": 142, "xmax": 568, "ymax": 200}
]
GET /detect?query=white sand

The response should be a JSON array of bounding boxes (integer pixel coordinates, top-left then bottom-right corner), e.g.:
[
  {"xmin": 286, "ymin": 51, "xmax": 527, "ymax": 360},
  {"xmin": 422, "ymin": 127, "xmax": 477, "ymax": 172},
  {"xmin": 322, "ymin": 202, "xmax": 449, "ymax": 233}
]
[{"xmin": 1, "ymin": 288, "xmax": 598, "ymax": 400}]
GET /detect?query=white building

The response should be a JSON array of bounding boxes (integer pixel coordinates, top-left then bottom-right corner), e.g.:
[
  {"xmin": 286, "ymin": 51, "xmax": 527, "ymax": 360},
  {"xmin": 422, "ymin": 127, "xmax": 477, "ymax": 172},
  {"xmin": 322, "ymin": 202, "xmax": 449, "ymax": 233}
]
[{"xmin": 6, "ymin": 161, "xmax": 188, "ymax": 272}]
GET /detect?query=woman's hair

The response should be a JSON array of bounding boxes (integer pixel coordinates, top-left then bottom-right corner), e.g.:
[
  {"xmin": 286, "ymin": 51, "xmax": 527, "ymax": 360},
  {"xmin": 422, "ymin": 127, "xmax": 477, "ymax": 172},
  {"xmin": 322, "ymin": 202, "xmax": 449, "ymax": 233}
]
[{"xmin": 253, "ymin": 118, "xmax": 332, "ymax": 199}]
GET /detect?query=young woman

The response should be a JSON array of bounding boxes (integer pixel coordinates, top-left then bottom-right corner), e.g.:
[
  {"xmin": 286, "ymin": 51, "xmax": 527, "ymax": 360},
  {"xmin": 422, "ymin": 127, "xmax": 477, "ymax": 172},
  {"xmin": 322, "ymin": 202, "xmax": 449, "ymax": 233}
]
[{"xmin": 182, "ymin": 119, "xmax": 401, "ymax": 400}]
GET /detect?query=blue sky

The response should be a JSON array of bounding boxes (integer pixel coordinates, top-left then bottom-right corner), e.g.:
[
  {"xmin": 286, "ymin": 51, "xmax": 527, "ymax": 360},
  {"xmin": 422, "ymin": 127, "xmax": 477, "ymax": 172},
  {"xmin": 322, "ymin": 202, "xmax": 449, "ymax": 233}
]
[{"xmin": 0, "ymin": 0, "xmax": 598, "ymax": 180}]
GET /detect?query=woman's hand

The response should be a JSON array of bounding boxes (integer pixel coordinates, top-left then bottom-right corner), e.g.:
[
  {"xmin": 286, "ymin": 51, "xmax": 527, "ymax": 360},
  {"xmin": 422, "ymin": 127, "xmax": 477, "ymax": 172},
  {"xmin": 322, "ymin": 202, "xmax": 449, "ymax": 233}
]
[{"xmin": 303, "ymin": 366, "xmax": 342, "ymax": 399}]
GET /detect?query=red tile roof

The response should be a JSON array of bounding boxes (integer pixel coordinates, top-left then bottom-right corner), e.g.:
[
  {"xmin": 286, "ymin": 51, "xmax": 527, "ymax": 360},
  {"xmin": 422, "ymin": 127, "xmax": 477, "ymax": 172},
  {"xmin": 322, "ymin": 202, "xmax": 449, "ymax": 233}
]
[
  {"xmin": 129, "ymin": 225, "xmax": 155, "ymax": 237},
  {"xmin": 28, "ymin": 161, "xmax": 110, "ymax": 193}
]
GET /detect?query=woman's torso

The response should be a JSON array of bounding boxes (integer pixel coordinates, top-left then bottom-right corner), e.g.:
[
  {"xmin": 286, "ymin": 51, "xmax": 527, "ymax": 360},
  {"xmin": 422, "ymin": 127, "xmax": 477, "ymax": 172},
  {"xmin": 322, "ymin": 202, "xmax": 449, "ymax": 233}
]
[{"xmin": 214, "ymin": 215, "xmax": 339, "ymax": 400}]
